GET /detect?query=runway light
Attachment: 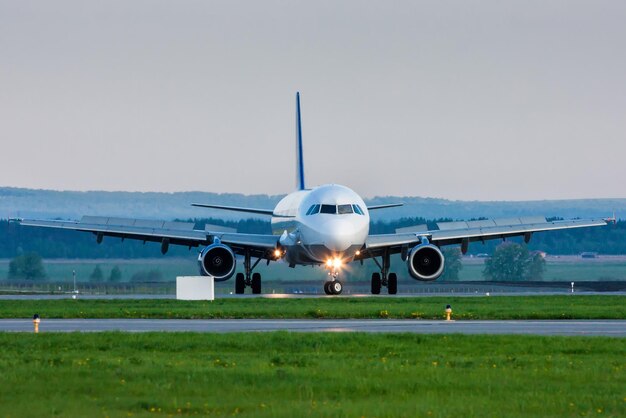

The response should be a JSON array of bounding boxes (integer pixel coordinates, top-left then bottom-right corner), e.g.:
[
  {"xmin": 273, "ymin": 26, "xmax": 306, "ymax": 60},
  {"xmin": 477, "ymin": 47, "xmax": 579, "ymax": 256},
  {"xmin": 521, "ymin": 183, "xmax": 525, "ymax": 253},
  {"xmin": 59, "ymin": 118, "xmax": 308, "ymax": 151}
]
[{"xmin": 33, "ymin": 314, "xmax": 40, "ymax": 334}]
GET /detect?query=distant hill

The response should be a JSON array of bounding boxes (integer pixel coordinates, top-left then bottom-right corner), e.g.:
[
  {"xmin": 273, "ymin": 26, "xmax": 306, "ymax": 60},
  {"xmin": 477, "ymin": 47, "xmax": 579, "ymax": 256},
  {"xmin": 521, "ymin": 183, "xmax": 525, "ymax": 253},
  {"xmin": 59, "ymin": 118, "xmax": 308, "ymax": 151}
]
[{"xmin": 0, "ymin": 187, "xmax": 623, "ymax": 221}]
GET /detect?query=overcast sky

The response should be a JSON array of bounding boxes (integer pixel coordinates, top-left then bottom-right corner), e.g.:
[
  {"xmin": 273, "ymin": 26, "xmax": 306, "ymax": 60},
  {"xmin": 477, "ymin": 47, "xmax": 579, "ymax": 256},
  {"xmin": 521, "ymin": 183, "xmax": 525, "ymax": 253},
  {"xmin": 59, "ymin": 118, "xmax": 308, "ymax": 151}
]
[{"xmin": 1, "ymin": 1, "xmax": 624, "ymax": 201}]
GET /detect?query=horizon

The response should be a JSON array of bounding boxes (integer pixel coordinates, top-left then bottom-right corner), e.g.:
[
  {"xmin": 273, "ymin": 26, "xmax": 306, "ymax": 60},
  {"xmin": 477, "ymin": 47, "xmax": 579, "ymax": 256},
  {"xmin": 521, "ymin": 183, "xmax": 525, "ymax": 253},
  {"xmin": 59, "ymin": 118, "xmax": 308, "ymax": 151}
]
[{"xmin": 1, "ymin": 185, "xmax": 625, "ymax": 204}]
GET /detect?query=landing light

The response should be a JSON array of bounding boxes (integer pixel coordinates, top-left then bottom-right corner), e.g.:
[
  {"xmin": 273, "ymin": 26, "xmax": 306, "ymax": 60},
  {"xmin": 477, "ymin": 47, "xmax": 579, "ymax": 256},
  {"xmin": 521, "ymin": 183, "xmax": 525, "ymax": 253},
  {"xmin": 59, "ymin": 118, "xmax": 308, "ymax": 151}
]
[
  {"xmin": 326, "ymin": 257, "xmax": 342, "ymax": 269},
  {"xmin": 273, "ymin": 249, "xmax": 282, "ymax": 259},
  {"xmin": 326, "ymin": 257, "xmax": 343, "ymax": 269}
]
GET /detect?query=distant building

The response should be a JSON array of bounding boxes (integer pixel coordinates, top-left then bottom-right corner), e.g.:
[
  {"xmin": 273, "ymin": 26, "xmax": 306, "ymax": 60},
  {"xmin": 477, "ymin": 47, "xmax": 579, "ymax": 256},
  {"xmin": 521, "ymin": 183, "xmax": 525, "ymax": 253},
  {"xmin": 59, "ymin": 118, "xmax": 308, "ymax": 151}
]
[{"xmin": 580, "ymin": 252, "xmax": 598, "ymax": 259}]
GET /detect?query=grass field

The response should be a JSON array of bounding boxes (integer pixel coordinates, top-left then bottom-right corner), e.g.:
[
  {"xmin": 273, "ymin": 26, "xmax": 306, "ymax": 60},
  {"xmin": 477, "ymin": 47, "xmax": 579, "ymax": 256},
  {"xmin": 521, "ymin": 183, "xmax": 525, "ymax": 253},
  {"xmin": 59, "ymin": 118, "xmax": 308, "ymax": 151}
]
[
  {"xmin": 461, "ymin": 256, "xmax": 626, "ymax": 281},
  {"xmin": 0, "ymin": 333, "xmax": 623, "ymax": 417},
  {"xmin": 0, "ymin": 295, "xmax": 624, "ymax": 320},
  {"xmin": 1, "ymin": 255, "xmax": 625, "ymax": 283}
]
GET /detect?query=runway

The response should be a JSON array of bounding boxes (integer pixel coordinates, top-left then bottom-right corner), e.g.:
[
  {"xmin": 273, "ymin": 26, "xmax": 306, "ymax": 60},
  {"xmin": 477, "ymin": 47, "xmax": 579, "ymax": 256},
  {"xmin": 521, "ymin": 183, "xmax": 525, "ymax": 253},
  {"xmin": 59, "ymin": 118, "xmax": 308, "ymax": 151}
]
[
  {"xmin": 1, "ymin": 319, "xmax": 624, "ymax": 336},
  {"xmin": 1, "ymin": 291, "xmax": 625, "ymax": 300}
]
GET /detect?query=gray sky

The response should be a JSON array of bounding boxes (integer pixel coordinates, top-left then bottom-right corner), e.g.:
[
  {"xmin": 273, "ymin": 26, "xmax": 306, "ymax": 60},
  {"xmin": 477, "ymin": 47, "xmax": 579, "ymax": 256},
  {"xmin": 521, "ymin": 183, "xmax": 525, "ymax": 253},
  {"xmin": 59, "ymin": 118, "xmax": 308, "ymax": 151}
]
[{"xmin": 1, "ymin": 0, "xmax": 625, "ymax": 201}]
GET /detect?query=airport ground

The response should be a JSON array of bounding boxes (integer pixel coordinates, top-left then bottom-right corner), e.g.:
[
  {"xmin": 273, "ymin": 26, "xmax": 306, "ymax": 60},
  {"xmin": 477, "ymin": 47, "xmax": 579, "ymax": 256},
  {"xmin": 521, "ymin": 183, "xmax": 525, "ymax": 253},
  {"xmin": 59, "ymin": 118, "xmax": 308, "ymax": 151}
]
[
  {"xmin": 1, "ymin": 255, "xmax": 626, "ymax": 286},
  {"xmin": 0, "ymin": 295, "xmax": 624, "ymax": 320},
  {"xmin": 1, "ymin": 255, "xmax": 625, "ymax": 298},
  {"xmin": 1, "ymin": 259, "xmax": 624, "ymax": 417},
  {"xmin": 0, "ymin": 332, "xmax": 623, "ymax": 417},
  {"xmin": 1, "ymin": 318, "xmax": 625, "ymax": 336}
]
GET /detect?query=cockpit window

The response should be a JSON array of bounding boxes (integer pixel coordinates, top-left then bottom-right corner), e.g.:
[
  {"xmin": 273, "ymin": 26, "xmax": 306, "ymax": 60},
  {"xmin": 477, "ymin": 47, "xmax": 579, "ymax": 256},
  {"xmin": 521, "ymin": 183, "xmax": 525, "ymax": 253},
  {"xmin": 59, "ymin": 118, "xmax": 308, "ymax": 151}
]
[
  {"xmin": 306, "ymin": 204, "xmax": 320, "ymax": 215},
  {"xmin": 352, "ymin": 204, "xmax": 365, "ymax": 215},
  {"xmin": 309, "ymin": 204, "xmax": 363, "ymax": 215},
  {"xmin": 320, "ymin": 204, "xmax": 337, "ymax": 214},
  {"xmin": 337, "ymin": 204, "xmax": 353, "ymax": 214}
]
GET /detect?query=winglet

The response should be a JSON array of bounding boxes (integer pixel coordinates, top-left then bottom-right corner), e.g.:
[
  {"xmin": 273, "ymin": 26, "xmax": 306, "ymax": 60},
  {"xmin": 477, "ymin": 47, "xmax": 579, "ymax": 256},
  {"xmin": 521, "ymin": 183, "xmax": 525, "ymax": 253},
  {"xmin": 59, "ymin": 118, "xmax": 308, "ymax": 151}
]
[
  {"xmin": 604, "ymin": 211, "xmax": 617, "ymax": 224},
  {"xmin": 296, "ymin": 92, "xmax": 306, "ymax": 191}
]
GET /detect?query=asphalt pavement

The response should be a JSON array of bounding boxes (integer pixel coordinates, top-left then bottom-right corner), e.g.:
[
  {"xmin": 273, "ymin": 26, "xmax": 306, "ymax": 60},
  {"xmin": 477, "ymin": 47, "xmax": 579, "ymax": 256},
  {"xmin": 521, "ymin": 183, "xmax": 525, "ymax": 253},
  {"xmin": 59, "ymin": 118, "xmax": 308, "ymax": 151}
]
[{"xmin": 1, "ymin": 319, "xmax": 624, "ymax": 336}]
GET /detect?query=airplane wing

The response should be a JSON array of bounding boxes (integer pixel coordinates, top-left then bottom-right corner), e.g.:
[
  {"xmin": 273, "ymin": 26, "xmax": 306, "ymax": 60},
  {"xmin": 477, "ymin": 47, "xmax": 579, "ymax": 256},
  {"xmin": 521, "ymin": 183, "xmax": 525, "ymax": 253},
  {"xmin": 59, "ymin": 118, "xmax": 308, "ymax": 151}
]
[
  {"xmin": 12, "ymin": 216, "xmax": 280, "ymax": 258},
  {"xmin": 362, "ymin": 216, "xmax": 609, "ymax": 258}
]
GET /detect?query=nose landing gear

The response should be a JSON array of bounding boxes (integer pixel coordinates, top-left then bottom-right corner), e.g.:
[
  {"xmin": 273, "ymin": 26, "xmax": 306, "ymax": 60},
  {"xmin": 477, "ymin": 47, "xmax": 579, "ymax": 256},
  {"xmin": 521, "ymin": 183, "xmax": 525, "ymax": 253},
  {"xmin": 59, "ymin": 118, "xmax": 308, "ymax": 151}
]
[
  {"xmin": 323, "ymin": 268, "xmax": 343, "ymax": 295},
  {"xmin": 324, "ymin": 280, "xmax": 343, "ymax": 295}
]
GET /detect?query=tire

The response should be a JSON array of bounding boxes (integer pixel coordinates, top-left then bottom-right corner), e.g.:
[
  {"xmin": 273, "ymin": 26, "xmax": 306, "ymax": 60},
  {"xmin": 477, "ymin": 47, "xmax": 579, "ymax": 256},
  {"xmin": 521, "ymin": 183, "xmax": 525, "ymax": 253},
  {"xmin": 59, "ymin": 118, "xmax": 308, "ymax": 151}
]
[
  {"xmin": 331, "ymin": 280, "xmax": 343, "ymax": 295},
  {"xmin": 388, "ymin": 272, "xmax": 398, "ymax": 295},
  {"xmin": 323, "ymin": 281, "xmax": 333, "ymax": 295},
  {"xmin": 235, "ymin": 272, "xmax": 245, "ymax": 294},
  {"xmin": 251, "ymin": 272, "xmax": 262, "ymax": 294},
  {"xmin": 371, "ymin": 272, "xmax": 381, "ymax": 295}
]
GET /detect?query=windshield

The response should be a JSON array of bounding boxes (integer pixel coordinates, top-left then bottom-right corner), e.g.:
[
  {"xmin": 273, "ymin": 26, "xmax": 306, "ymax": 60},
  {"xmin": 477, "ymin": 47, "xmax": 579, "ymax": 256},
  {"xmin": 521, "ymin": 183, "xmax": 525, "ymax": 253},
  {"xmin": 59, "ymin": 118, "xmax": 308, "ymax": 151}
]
[
  {"xmin": 306, "ymin": 203, "xmax": 364, "ymax": 215},
  {"xmin": 320, "ymin": 204, "xmax": 337, "ymax": 214},
  {"xmin": 337, "ymin": 204, "xmax": 353, "ymax": 214}
]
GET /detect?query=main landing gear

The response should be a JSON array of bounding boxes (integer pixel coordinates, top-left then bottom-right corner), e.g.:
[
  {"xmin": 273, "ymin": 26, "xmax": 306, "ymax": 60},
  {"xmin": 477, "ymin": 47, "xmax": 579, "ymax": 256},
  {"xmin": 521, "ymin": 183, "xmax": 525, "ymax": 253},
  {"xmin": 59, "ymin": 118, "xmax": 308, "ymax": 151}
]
[
  {"xmin": 371, "ymin": 251, "xmax": 397, "ymax": 295},
  {"xmin": 235, "ymin": 249, "xmax": 262, "ymax": 294}
]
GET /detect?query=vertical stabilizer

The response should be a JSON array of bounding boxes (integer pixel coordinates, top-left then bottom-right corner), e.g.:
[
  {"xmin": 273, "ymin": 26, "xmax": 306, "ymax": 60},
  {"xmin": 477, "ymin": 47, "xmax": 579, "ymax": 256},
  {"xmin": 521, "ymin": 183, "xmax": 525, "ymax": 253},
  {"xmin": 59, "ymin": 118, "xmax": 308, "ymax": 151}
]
[{"xmin": 295, "ymin": 92, "xmax": 306, "ymax": 190}]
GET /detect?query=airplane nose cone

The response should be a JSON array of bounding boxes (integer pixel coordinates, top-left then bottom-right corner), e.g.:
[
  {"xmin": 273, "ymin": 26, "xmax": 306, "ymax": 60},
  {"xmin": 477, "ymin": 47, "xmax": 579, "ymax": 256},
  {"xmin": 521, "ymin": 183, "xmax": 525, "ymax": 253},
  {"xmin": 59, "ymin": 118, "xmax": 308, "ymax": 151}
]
[{"xmin": 322, "ymin": 219, "xmax": 355, "ymax": 252}]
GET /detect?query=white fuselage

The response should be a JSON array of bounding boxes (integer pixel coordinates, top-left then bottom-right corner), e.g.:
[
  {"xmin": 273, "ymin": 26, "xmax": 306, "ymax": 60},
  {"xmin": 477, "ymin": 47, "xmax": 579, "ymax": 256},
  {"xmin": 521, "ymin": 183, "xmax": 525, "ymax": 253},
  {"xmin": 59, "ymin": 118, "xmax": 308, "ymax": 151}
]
[{"xmin": 271, "ymin": 184, "xmax": 370, "ymax": 266}]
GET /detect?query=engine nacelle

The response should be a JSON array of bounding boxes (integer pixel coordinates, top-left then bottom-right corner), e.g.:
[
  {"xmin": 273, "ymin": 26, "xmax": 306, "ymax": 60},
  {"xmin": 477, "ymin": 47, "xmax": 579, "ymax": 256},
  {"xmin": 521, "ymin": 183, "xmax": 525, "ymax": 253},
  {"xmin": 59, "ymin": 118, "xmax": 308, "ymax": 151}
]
[
  {"xmin": 198, "ymin": 242, "xmax": 236, "ymax": 281},
  {"xmin": 407, "ymin": 243, "xmax": 445, "ymax": 281}
]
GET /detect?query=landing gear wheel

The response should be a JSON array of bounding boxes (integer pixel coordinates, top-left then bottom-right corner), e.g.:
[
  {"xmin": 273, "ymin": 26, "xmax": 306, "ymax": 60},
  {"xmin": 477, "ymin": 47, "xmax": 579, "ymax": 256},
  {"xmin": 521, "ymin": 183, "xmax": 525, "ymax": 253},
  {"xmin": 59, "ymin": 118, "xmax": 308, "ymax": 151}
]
[
  {"xmin": 330, "ymin": 280, "xmax": 343, "ymax": 295},
  {"xmin": 235, "ymin": 272, "xmax": 245, "ymax": 294},
  {"xmin": 371, "ymin": 272, "xmax": 381, "ymax": 295},
  {"xmin": 251, "ymin": 272, "xmax": 262, "ymax": 294},
  {"xmin": 387, "ymin": 272, "xmax": 397, "ymax": 295},
  {"xmin": 323, "ymin": 281, "xmax": 333, "ymax": 295}
]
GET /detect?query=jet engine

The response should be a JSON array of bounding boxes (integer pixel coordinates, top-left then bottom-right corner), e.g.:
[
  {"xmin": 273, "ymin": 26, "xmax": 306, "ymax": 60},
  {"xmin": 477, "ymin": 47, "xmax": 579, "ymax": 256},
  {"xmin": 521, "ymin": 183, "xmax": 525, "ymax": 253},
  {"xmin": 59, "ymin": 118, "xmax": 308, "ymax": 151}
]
[
  {"xmin": 407, "ymin": 243, "xmax": 445, "ymax": 281},
  {"xmin": 198, "ymin": 242, "xmax": 236, "ymax": 281}
]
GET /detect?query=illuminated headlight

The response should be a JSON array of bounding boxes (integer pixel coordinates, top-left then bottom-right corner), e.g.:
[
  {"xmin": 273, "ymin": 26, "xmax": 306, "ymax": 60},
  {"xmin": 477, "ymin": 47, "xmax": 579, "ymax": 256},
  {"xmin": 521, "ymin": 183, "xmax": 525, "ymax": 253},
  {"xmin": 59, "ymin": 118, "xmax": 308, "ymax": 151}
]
[
  {"xmin": 273, "ymin": 249, "xmax": 282, "ymax": 259},
  {"xmin": 326, "ymin": 257, "xmax": 342, "ymax": 268}
]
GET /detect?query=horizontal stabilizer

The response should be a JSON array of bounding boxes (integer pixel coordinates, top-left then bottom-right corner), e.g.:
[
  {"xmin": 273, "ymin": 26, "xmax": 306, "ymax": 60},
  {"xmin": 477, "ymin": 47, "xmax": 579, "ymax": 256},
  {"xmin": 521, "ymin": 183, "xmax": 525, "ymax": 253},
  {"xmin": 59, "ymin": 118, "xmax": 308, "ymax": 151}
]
[
  {"xmin": 367, "ymin": 203, "xmax": 404, "ymax": 211},
  {"xmin": 191, "ymin": 203, "xmax": 274, "ymax": 216}
]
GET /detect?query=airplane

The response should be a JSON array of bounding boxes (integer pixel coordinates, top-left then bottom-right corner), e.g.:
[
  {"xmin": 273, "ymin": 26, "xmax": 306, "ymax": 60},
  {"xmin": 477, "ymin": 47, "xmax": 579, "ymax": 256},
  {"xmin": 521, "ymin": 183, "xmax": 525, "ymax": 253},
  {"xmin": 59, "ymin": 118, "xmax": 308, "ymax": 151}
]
[{"xmin": 12, "ymin": 93, "xmax": 610, "ymax": 295}]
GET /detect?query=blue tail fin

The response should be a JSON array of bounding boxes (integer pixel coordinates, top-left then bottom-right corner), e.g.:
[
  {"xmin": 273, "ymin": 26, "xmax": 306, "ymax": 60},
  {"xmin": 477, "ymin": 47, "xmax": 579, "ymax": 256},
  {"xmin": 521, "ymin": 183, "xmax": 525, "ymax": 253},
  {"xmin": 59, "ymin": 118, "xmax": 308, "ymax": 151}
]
[{"xmin": 295, "ymin": 92, "xmax": 306, "ymax": 190}]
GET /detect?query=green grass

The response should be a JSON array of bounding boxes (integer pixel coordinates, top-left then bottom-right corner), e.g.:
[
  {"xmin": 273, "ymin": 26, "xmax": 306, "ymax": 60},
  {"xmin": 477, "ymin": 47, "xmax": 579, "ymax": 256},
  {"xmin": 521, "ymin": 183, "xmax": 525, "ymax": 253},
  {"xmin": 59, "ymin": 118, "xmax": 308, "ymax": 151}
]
[
  {"xmin": 1, "ymin": 255, "xmax": 625, "ymax": 283},
  {"xmin": 460, "ymin": 259, "xmax": 626, "ymax": 281},
  {"xmin": 0, "ymin": 333, "xmax": 623, "ymax": 417},
  {"xmin": 0, "ymin": 258, "xmax": 199, "ymax": 283},
  {"xmin": 0, "ymin": 295, "xmax": 624, "ymax": 320}
]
